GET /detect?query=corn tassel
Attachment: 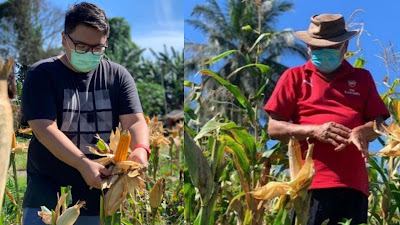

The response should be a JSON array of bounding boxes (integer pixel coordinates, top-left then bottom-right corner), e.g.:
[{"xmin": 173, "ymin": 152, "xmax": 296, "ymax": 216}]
[
  {"xmin": 113, "ymin": 130, "xmax": 131, "ymax": 163},
  {"xmin": 56, "ymin": 201, "xmax": 85, "ymax": 225}
]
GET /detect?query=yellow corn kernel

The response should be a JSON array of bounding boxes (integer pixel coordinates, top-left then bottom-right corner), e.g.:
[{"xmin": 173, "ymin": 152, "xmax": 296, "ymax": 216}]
[{"xmin": 113, "ymin": 130, "xmax": 131, "ymax": 163}]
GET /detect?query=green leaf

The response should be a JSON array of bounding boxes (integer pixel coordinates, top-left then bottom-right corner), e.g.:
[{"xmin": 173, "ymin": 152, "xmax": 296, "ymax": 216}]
[
  {"xmin": 184, "ymin": 80, "xmax": 195, "ymax": 88},
  {"xmin": 40, "ymin": 206, "xmax": 52, "ymax": 214},
  {"xmin": 121, "ymin": 218, "xmax": 134, "ymax": 225},
  {"xmin": 224, "ymin": 126, "xmax": 257, "ymax": 163},
  {"xmin": 184, "ymin": 168, "xmax": 197, "ymax": 223},
  {"xmin": 184, "ymin": 105, "xmax": 197, "ymax": 120},
  {"xmin": 249, "ymin": 33, "xmax": 271, "ymax": 52},
  {"xmin": 203, "ymin": 50, "xmax": 237, "ymax": 65},
  {"xmin": 228, "ymin": 63, "xmax": 271, "ymax": 78},
  {"xmin": 241, "ymin": 25, "xmax": 253, "ymax": 32},
  {"xmin": 184, "ymin": 132, "xmax": 213, "ymax": 201},
  {"xmin": 220, "ymin": 135, "xmax": 250, "ymax": 182},
  {"xmin": 369, "ymin": 156, "xmax": 388, "ymax": 184},
  {"xmin": 194, "ymin": 118, "xmax": 235, "ymax": 141},
  {"xmin": 200, "ymin": 69, "xmax": 255, "ymax": 123},
  {"xmin": 353, "ymin": 57, "xmax": 366, "ymax": 68}
]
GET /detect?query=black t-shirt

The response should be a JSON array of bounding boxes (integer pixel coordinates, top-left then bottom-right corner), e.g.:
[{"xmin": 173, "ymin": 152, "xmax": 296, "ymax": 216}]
[{"xmin": 20, "ymin": 57, "xmax": 143, "ymax": 216}]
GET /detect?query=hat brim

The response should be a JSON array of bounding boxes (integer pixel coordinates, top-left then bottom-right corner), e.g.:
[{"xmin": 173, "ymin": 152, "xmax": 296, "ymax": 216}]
[{"xmin": 294, "ymin": 30, "xmax": 359, "ymax": 47}]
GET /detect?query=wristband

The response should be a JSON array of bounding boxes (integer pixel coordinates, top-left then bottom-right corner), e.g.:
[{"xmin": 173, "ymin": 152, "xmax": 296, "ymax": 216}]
[{"xmin": 133, "ymin": 144, "xmax": 151, "ymax": 159}]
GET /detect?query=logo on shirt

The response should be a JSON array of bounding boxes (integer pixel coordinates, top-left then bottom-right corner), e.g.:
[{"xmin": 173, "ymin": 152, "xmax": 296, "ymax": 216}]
[
  {"xmin": 345, "ymin": 89, "xmax": 360, "ymax": 96},
  {"xmin": 303, "ymin": 79, "xmax": 313, "ymax": 87},
  {"xmin": 348, "ymin": 80, "xmax": 356, "ymax": 87}
]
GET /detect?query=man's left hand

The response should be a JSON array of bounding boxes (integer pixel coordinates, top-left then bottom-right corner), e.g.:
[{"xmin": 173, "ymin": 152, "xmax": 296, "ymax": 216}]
[{"xmin": 344, "ymin": 127, "xmax": 369, "ymax": 163}]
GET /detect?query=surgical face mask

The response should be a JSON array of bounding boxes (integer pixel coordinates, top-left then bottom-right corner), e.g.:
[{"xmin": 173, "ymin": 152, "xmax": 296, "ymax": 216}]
[
  {"xmin": 310, "ymin": 47, "xmax": 343, "ymax": 73},
  {"xmin": 65, "ymin": 39, "xmax": 102, "ymax": 73}
]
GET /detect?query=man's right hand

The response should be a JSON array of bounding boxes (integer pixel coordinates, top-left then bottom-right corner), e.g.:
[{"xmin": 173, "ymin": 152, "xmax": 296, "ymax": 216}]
[
  {"xmin": 77, "ymin": 158, "xmax": 111, "ymax": 189},
  {"xmin": 312, "ymin": 122, "xmax": 351, "ymax": 150}
]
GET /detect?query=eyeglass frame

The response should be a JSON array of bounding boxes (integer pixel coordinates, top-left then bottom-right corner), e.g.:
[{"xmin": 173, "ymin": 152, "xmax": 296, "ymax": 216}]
[{"xmin": 65, "ymin": 32, "xmax": 108, "ymax": 56}]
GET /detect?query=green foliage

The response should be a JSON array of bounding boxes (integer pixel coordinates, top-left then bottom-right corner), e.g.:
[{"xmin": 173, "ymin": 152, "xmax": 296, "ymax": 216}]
[
  {"xmin": 136, "ymin": 82, "xmax": 165, "ymax": 116},
  {"xmin": 185, "ymin": 0, "xmax": 308, "ymax": 124}
]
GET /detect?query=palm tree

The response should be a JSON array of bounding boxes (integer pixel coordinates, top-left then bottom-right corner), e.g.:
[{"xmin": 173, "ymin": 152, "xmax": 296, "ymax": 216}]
[{"xmin": 185, "ymin": 0, "xmax": 308, "ymax": 124}]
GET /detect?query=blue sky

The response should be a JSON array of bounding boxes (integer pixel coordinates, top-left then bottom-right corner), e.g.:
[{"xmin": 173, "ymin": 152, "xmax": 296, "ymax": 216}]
[
  {"xmin": 185, "ymin": 0, "xmax": 400, "ymax": 94},
  {"xmin": 185, "ymin": 0, "xmax": 400, "ymax": 151},
  {"xmin": 47, "ymin": 0, "xmax": 184, "ymax": 58}
]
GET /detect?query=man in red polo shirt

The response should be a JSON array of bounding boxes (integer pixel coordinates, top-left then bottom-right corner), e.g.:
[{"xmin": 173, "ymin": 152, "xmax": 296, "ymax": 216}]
[{"xmin": 264, "ymin": 14, "xmax": 389, "ymax": 225}]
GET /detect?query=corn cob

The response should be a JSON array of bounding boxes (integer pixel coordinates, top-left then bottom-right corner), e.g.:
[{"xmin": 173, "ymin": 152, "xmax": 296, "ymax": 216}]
[
  {"xmin": 0, "ymin": 58, "xmax": 14, "ymax": 213},
  {"xmin": 56, "ymin": 201, "xmax": 85, "ymax": 225},
  {"xmin": 113, "ymin": 130, "xmax": 131, "ymax": 163}
]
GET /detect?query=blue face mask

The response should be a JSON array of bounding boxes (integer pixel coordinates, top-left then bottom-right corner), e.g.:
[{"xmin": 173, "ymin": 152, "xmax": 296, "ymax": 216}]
[{"xmin": 310, "ymin": 48, "xmax": 342, "ymax": 73}]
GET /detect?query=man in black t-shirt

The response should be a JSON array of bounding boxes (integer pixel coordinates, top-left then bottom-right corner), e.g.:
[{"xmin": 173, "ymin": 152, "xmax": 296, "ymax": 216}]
[{"xmin": 20, "ymin": 2, "xmax": 150, "ymax": 224}]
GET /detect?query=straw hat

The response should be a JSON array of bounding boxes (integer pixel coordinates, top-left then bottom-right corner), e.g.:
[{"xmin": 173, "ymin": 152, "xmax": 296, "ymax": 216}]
[{"xmin": 294, "ymin": 14, "xmax": 359, "ymax": 47}]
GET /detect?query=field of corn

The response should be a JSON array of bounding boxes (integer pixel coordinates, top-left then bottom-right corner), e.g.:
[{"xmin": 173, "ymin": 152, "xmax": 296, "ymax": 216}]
[
  {"xmin": 183, "ymin": 24, "xmax": 400, "ymax": 224},
  {"xmin": 0, "ymin": 58, "xmax": 184, "ymax": 225}
]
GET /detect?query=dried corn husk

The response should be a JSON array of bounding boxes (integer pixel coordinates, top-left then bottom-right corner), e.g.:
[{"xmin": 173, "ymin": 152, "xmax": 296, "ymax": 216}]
[
  {"xmin": 56, "ymin": 201, "xmax": 85, "ymax": 225},
  {"xmin": 104, "ymin": 176, "xmax": 128, "ymax": 216},
  {"xmin": 149, "ymin": 178, "xmax": 165, "ymax": 209},
  {"xmin": 288, "ymin": 139, "xmax": 303, "ymax": 180},
  {"xmin": 0, "ymin": 58, "xmax": 14, "ymax": 213},
  {"xmin": 251, "ymin": 182, "xmax": 290, "ymax": 200},
  {"xmin": 375, "ymin": 121, "xmax": 400, "ymax": 156}
]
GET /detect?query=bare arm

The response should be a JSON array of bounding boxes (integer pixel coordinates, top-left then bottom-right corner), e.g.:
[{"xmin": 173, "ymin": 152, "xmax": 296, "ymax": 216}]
[
  {"xmin": 268, "ymin": 113, "xmax": 351, "ymax": 150},
  {"xmin": 119, "ymin": 113, "xmax": 149, "ymax": 165},
  {"xmin": 28, "ymin": 119, "xmax": 110, "ymax": 189}
]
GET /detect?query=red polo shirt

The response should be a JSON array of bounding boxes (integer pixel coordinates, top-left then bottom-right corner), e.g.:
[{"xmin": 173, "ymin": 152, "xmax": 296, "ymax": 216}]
[{"xmin": 264, "ymin": 60, "xmax": 389, "ymax": 196}]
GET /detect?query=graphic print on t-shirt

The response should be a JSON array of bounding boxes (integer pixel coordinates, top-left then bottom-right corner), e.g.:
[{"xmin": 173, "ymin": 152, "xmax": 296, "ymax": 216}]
[{"xmin": 61, "ymin": 89, "xmax": 113, "ymax": 154}]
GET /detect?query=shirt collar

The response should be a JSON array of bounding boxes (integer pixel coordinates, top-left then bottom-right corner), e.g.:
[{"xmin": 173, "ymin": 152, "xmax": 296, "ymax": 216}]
[{"xmin": 304, "ymin": 59, "xmax": 355, "ymax": 79}]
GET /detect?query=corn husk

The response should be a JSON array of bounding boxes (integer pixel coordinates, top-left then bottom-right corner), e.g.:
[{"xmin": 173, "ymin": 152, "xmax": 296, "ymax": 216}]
[
  {"xmin": 0, "ymin": 58, "xmax": 14, "ymax": 213},
  {"xmin": 56, "ymin": 201, "xmax": 85, "ymax": 225},
  {"xmin": 251, "ymin": 182, "xmax": 290, "ymax": 200},
  {"xmin": 104, "ymin": 176, "xmax": 128, "ymax": 216},
  {"xmin": 375, "ymin": 121, "xmax": 400, "ymax": 156},
  {"xmin": 251, "ymin": 139, "xmax": 315, "ymax": 225},
  {"xmin": 149, "ymin": 178, "xmax": 165, "ymax": 209}
]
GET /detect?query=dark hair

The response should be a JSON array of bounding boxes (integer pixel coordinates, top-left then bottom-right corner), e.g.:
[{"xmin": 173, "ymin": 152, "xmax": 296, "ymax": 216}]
[{"xmin": 64, "ymin": 2, "xmax": 109, "ymax": 36}]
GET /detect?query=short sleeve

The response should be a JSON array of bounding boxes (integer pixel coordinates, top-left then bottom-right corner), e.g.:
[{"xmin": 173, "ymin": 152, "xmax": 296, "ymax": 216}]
[
  {"xmin": 263, "ymin": 69, "xmax": 297, "ymax": 121},
  {"xmin": 21, "ymin": 66, "xmax": 57, "ymax": 125},
  {"xmin": 118, "ymin": 68, "xmax": 143, "ymax": 115},
  {"xmin": 363, "ymin": 72, "xmax": 390, "ymax": 121}
]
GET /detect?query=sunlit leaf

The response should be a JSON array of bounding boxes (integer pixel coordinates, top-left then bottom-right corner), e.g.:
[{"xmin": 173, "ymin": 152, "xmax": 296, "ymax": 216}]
[{"xmin": 203, "ymin": 50, "xmax": 237, "ymax": 65}]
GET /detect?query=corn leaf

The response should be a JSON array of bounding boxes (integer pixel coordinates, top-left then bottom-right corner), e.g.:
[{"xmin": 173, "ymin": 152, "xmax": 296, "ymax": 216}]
[
  {"xmin": 353, "ymin": 57, "xmax": 366, "ymax": 68},
  {"xmin": 224, "ymin": 126, "xmax": 257, "ymax": 163},
  {"xmin": 184, "ymin": 168, "xmax": 196, "ymax": 222},
  {"xmin": 220, "ymin": 135, "xmax": 250, "ymax": 182},
  {"xmin": 200, "ymin": 69, "xmax": 255, "ymax": 123},
  {"xmin": 194, "ymin": 118, "xmax": 235, "ymax": 141},
  {"xmin": 184, "ymin": 132, "xmax": 213, "ymax": 200},
  {"xmin": 249, "ymin": 32, "xmax": 271, "ymax": 52},
  {"xmin": 203, "ymin": 50, "xmax": 237, "ymax": 65}
]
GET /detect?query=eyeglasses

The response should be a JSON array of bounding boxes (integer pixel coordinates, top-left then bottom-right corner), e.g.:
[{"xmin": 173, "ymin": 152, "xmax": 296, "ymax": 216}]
[{"xmin": 65, "ymin": 33, "xmax": 108, "ymax": 56}]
